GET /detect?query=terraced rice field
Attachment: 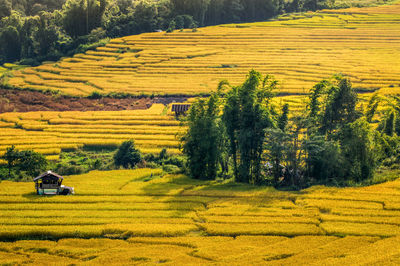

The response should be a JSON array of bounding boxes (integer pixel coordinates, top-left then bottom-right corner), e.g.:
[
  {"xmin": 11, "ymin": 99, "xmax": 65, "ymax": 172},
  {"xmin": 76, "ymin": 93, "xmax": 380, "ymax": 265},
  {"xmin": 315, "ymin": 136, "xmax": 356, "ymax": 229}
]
[
  {"xmin": 0, "ymin": 92, "xmax": 389, "ymax": 161},
  {"xmin": 7, "ymin": 2, "xmax": 400, "ymax": 96},
  {"xmin": 0, "ymin": 104, "xmax": 183, "ymax": 160},
  {"xmin": 0, "ymin": 169, "xmax": 399, "ymax": 264}
]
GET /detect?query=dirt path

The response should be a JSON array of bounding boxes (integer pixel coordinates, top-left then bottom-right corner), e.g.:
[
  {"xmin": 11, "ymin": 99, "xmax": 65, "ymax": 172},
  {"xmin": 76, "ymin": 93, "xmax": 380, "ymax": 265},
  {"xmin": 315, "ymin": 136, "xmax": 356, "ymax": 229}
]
[{"xmin": 0, "ymin": 88, "xmax": 188, "ymax": 112}]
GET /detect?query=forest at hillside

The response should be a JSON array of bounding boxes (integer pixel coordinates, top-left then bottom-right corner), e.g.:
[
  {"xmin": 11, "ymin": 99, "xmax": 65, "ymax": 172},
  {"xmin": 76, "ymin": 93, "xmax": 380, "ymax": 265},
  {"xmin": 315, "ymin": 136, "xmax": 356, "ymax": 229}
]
[{"xmin": 0, "ymin": 0, "xmax": 350, "ymax": 65}]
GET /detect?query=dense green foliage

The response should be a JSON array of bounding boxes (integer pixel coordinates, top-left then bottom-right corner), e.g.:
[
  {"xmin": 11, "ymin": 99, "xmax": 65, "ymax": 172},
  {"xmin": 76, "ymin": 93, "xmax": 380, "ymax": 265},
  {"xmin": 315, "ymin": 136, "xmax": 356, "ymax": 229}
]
[
  {"xmin": 182, "ymin": 71, "xmax": 396, "ymax": 188},
  {"xmin": 0, "ymin": 0, "xmax": 338, "ymax": 65},
  {"xmin": 222, "ymin": 70, "xmax": 276, "ymax": 184},
  {"xmin": 182, "ymin": 93, "xmax": 226, "ymax": 180},
  {"xmin": 114, "ymin": 139, "xmax": 142, "ymax": 169},
  {"xmin": 0, "ymin": 145, "xmax": 47, "ymax": 180}
]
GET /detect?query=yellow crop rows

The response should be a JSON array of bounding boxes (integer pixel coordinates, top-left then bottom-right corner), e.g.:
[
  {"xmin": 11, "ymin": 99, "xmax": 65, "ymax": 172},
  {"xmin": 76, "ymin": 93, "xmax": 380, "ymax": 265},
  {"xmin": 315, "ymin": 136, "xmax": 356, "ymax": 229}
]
[
  {"xmin": 0, "ymin": 93, "xmax": 389, "ymax": 160},
  {"xmin": 0, "ymin": 169, "xmax": 399, "ymax": 264},
  {"xmin": 5, "ymin": 3, "xmax": 400, "ymax": 96},
  {"xmin": 0, "ymin": 104, "xmax": 183, "ymax": 159}
]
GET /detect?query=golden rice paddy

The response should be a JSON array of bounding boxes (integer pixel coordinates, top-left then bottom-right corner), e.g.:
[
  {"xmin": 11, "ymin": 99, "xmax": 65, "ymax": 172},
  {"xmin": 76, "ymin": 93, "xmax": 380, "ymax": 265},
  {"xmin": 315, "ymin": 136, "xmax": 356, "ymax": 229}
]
[
  {"xmin": 6, "ymin": 2, "xmax": 400, "ymax": 96},
  {"xmin": 0, "ymin": 169, "xmax": 399, "ymax": 264},
  {"xmin": 0, "ymin": 104, "xmax": 183, "ymax": 160},
  {"xmin": 1, "ymin": 2, "xmax": 400, "ymax": 264}
]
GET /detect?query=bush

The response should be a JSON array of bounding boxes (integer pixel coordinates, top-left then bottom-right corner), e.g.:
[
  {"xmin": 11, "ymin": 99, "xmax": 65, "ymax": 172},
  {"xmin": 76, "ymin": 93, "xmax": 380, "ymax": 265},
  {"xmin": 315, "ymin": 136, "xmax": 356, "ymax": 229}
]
[
  {"xmin": 88, "ymin": 91, "xmax": 103, "ymax": 99},
  {"xmin": 55, "ymin": 164, "xmax": 86, "ymax": 176},
  {"xmin": 114, "ymin": 140, "xmax": 142, "ymax": 169},
  {"xmin": 162, "ymin": 164, "xmax": 180, "ymax": 173}
]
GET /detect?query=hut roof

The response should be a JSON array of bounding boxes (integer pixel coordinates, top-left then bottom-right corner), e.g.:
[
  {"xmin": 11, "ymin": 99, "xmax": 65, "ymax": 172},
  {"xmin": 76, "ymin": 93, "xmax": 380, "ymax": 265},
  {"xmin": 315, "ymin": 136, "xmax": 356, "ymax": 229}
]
[
  {"xmin": 34, "ymin": 171, "xmax": 64, "ymax": 182},
  {"xmin": 171, "ymin": 104, "xmax": 191, "ymax": 112}
]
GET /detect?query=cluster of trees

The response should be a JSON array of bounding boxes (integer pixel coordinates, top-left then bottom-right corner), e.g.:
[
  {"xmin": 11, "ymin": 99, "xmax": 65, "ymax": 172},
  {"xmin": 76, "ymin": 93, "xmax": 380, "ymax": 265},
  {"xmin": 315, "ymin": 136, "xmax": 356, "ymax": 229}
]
[
  {"xmin": 172, "ymin": 0, "xmax": 334, "ymax": 26},
  {"xmin": 0, "ymin": 0, "xmax": 334, "ymax": 65},
  {"xmin": 0, "ymin": 145, "xmax": 47, "ymax": 180},
  {"xmin": 183, "ymin": 70, "xmax": 397, "ymax": 188}
]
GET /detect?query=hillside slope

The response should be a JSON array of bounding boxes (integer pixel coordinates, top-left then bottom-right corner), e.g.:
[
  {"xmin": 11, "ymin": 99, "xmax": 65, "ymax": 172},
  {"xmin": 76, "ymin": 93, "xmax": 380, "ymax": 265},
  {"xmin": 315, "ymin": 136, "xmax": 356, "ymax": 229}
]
[{"xmin": 7, "ymin": 2, "xmax": 400, "ymax": 97}]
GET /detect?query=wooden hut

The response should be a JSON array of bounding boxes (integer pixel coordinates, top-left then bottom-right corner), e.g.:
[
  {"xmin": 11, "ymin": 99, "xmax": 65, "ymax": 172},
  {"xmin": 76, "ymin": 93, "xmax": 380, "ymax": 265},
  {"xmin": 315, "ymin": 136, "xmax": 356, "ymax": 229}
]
[
  {"xmin": 34, "ymin": 171, "xmax": 64, "ymax": 195},
  {"xmin": 171, "ymin": 104, "xmax": 191, "ymax": 116}
]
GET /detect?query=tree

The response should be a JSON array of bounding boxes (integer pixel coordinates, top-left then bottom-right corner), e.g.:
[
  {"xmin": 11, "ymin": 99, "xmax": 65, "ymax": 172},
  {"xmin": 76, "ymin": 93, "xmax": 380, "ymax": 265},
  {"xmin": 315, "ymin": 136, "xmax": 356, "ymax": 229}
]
[
  {"xmin": 321, "ymin": 77, "xmax": 359, "ymax": 135},
  {"xmin": 365, "ymin": 93, "xmax": 379, "ymax": 123},
  {"xmin": 308, "ymin": 79, "xmax": 329, "ymax": 119},
  {"xmin": 63, "ymin": 0, "xmax": 107, "ymax": 38},
  {"xmin": 3, "ymin": 146, "xmax": 20, "ymax": 178},
  {"xmin": 2, "ymin": 146, "xmax": 48, "ymax": 179},
  {"xmin": 303, "ymin": 134, "xmax": 343, "ymax": 183},
  {"xmin": 222, "ymin": 0, "xmax": 243, "ymax": 23},
  {"xmin": 0, "ymin": 26, "xmax": 21, "ymax": 61},
  {"xmin": 132, "ymin": 0, "xmax": 159, "ymax": 33},
  {"xmin": 182, "ymin": 93, "xmax": 225, "ymax": 180},
  {"xmin": 264, "ymin": 128, "xmax": 289, "ymax": 185},
  {"xmin": 34, "ymin": 12, "xmax": 61, "ymax": 56},
  {"xmin": 171, "ymin": 0, "xmax": 210, "ymax": 26},
  {"xmin": 307, "ymin": 76, "xmax": 360, "ymax": 136},
  {"xmin": 222, "ymin": 85, "xmax": 240, "ymax": 180},
  {"xmin": 0, "ymin": 0, "xmax": 12, "ymax": 19},
  {"xmin": 18, "ymin": 150, "xmax": 48, "ymax": 177},
  {"xmin": 19, "ymin": 16, "xmax": 38, "ymax": 59},
  {"xmin": 383, "ymin": 111, "xmax": 395, "ymax": 136},
  {"xmin": 223, "ymin": 70, "xmax": 276, "ymax": 184},
  {"xmin": 114, "ymin": 140, "xmax": 142, "ymax": 168},
  {"xmin": 339, "ymin": 118, "xmax": 378, "ymax": 182},
  {"xmin": 278, "ymin": 103, "xmax": 289, "ymax": 131}
]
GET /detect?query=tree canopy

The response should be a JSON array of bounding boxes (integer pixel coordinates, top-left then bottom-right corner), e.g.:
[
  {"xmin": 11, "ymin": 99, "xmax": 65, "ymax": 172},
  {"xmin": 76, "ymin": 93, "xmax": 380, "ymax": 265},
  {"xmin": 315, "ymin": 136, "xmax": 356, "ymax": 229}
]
[
  {"xmin": 114, "ymin": 139, "xmax": 142, "ymax": 169},
  {"xmin": 182, "ymin": 72, "xmax": 387, "ymax": 188}
]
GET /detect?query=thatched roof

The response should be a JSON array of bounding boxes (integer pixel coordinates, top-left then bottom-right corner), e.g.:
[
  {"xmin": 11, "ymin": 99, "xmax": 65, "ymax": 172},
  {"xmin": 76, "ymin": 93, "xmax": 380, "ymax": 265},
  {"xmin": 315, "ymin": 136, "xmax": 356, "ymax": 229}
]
[{"xmin": 34, "ymin": 171, "xmax": 63, "ymax": 182}]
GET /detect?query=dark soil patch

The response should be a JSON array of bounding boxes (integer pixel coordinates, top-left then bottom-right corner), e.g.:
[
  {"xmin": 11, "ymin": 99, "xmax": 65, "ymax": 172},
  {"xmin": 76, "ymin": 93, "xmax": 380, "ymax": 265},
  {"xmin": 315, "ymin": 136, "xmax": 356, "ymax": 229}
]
[{"xmin": 0, "ymin": 89, "xmax": 189, "ymax": 112}]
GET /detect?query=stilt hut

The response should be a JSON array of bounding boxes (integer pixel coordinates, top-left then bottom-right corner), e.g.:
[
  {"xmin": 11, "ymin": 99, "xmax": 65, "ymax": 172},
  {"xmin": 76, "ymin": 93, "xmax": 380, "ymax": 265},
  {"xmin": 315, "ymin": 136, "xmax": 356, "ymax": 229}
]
[{"xmin": 34, "ymin": 171, "xmax": 73, "ymax": 195}]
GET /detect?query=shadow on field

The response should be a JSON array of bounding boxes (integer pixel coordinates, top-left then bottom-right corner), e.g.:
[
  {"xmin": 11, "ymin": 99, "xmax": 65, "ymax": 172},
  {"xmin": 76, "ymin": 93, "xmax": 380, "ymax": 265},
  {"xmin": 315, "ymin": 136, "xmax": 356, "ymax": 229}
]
[{"xmin": 22, "ymin": 192, "xmax": 44, "ymax": 199}]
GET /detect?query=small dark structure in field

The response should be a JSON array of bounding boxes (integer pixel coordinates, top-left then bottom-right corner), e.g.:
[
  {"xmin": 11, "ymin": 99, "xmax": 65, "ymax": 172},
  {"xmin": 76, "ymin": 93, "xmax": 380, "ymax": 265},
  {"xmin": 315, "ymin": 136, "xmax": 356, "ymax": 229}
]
[
  {"xmin": 34, "ymin": 171, "xmax": 74, "ymax": 195},
  {"xmin": 172, "ymin": 104, "xmax": 191, "ymax": 116}
]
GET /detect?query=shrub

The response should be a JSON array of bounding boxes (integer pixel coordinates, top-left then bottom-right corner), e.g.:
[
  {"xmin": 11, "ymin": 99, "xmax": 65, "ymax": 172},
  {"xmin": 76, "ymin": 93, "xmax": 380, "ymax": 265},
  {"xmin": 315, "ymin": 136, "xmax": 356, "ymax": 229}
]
[{"xmin": 114, "ymin": 140, "xmax": 142, "ymax": 169}]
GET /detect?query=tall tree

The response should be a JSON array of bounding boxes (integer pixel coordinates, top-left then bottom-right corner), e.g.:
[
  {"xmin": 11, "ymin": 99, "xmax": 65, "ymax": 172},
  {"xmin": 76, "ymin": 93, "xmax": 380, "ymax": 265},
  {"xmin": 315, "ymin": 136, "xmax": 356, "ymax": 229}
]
[
  {"xmin": 3, "ymin": 146, "xmax": 19, "ymax": 178},
  {"xmin": 0, "ymin": 26, "xmax": 21, "ymax": 61},
  {"xmin": 34, "ymin": 12, "xmax": 61, "ymax": 56},
  {"xmin": 223, "ymin": 70, "xmax": 276, "ymax": 184},
  {"xmin": 303, "ymin": 134, "xmax": 343, "ymax": 183},
  {"xmin": 182, "ymin": 93, "xmax": 225, "ymax": 180},
  {"xmin": 383, "ymin": 111, "xmax": 395, "ymax": 137},
  {"xmin": 0, "ymin": 0, "xmax": 12, "ymax": 19},
  {"xmin": 63, "ymin": 0, "xmax": 107, "ymax": 38},
  {"xmin": 339, "ymin": 118, "xmax": 378, "ymax": 182},
  {"xmin": 171, "ymin": 0, "xmax": 210, "ymax": 25},
  {"xmin": 307, "ymin": 76, "xmax": 360, "ymax": 136},
  {"xmin": 322, "ymin": 77, "xmax": 359, "ymax": 135},
  {"xmin": 278, "ymin": 103, "xmax": 289, "ymax": 131},
  {"xmin": 264, "ymin": 128, "xmax": 289, "ymax": 185}
]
